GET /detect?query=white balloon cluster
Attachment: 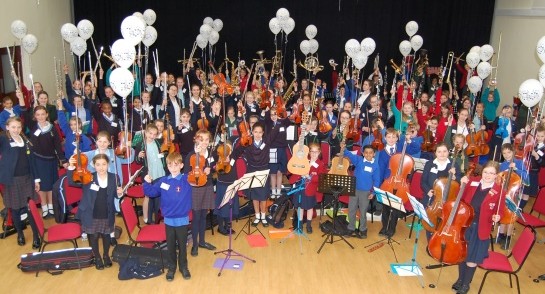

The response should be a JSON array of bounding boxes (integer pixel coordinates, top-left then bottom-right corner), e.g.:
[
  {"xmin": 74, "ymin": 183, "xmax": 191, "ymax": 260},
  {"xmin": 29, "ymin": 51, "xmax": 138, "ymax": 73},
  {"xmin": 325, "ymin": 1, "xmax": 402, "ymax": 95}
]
[
  {"xmin": 344, "ymin": 37, "xmax": 375, "ymax": 70},
  {"xmin": 516, "ymin": 36, "xmax": 545, "ymax": 108},
  {"xmin": 399, "ymin": 21, "xmax": 424, "ymax": 57},
  {"xmin": 11, "ymin": 20, "xmax": 39, "ymax": 54},
  {"xmin": 537, "ymin": 36, "xmax": 545, "ymax": 89},
  {"xmin": 269, "ymin": 8, "xmax": 295, "ymax": 36},
  {"xmin": 465, "ymin": 44, "xmax": 495, "ymax": 94},
  {"xmin": 61, "ymin": 20, "xmax": 92, "ymax": 57},
  {"xmin": 196, "ymin": 17, "xmax": 223, "ymax": 48},
  {"xmin": 299, "ymin": 25, "xmax": 320, "ymax": 55}
]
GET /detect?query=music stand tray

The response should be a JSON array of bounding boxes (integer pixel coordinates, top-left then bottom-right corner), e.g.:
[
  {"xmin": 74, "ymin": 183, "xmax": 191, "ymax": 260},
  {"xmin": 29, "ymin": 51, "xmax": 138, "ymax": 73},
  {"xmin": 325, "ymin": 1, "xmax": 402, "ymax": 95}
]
[{"xmin": 316, "ymin": 174, "xmax": 356, "ymax": 254}]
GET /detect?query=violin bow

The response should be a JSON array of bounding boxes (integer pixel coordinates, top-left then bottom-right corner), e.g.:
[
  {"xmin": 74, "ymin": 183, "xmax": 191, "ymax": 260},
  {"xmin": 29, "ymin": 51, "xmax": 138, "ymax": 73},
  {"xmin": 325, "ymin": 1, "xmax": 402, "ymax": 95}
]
[{"xmin": 111, "ymin": 136, "xmax": 120, "ymax": 189}]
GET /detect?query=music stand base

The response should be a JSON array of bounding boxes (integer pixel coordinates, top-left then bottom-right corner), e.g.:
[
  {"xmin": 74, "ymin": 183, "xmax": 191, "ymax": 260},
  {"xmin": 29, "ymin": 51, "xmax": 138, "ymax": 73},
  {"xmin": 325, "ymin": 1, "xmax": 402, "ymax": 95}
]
[
  {"xmin": 234, "ymin": 215, "xmax": 265, "ymax": 240},
  {"xmin": 214, "ymin": 248, "xmax": 256, "ymax": 276}
]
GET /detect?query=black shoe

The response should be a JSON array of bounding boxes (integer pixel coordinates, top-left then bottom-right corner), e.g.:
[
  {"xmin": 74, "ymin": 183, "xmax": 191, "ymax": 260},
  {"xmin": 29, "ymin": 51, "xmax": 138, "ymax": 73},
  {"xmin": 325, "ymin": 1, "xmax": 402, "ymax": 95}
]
[
  {"xmin": 451, "ymin": 279, "xmax": 462, "ymax": 291},
  {"xmin": 345, "ymin": 230, "xmax": 356, "ymax": 238},
  {"xmin": 17, "ymin": 235, "xmax": 26, "ymax": 246},
  {"xmin": 252, "ymin": 218, "xmax": 260, "ymax": 227},
  {"xmin": 110, "ymin": 237, "xmax": 118, "ymax": 247},
  {"xmin": 456, "ymin": 284, "xmax": 470, "ymax": 294},
  {"xmin": 103, "ymin": 255, "xmax": 112, "ymax": 268},
  {"xmin": 166, "ymin": 270, "xmax": 175, "ymax": 281},
  {"xmin": 181, "ymin": 268, "xmax": 191, "ymax": 280},
  {"xmin": 359, "ymin": 230, "xmax": 367, "ymax": 239},
  {"xmin": 501, "ymin": 237, "xmax": 511, "ymax": 250},
  {"xmin": 95, "ymin": 257, "xmax": 104, "ymax": 270},
  {"xmin": 306, "ymin": 225, "xmax": 313, "ymax": 234},
  {"xmin": 378, "ymin": 229, "xmax": 386, "ymax": 236},
  {"xmin": 261, "ymin": 218, "xmax": 269, "ymax": 227},
  {"xmin": 191, "ymin": 246, "xmax": 198, "ymax": 256},
  {"xmin": 218, "ymin": 228, "xmax": 230, "ymax": 236},
  {"xmin": 199, "ymin": 242, "xmax": 216, "ymax": 250},
  {"xmin": 32, "ymin": 239, "xmax": 41, "ymax": 250}
]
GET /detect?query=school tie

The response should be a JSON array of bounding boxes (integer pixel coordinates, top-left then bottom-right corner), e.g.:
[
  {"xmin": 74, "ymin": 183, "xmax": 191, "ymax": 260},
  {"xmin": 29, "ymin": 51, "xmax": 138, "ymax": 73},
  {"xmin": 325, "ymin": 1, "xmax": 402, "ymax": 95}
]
[{"xmin": 389, "ymin": 147, "xmax": 394, "ymax": 155}]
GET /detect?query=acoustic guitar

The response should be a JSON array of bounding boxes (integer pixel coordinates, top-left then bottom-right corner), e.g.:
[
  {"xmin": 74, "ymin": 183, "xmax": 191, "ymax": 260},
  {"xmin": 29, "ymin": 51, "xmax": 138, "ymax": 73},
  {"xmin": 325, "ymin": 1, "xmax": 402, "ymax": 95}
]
[
  {"xmin": 287, "ymin": 111, "xmax": 311, "ymax": 175},
  {"xmin": 329, "ymin": 125, "xmax": 350, "ymax": 175}
]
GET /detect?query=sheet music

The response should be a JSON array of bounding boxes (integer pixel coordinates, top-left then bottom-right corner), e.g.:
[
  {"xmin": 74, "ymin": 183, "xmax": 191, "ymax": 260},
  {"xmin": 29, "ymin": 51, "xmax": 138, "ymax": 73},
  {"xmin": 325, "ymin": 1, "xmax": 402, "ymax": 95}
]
[{"xmin": 373, "ymin": 186, "xmax": 406, "ymax": 212}]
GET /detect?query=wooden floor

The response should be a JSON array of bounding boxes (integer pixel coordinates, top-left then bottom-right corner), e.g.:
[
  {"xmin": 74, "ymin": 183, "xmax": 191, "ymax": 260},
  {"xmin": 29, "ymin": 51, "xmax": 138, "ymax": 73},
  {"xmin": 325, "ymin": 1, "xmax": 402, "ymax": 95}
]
[{"xmin": 1, "ymin": 198, "xmax": 544, "ymax": 294}]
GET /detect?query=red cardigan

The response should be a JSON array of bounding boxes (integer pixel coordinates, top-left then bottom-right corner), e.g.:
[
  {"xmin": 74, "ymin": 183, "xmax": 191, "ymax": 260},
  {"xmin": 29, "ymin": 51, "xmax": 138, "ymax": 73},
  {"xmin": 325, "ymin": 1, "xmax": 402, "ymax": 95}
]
[
  {"xmin": 290, "ymin": 159, "xmax": 327, "ymax": 202},
  {"xmin": 462, "ymin": 181, "xmax": 506, "ymax": 240}
]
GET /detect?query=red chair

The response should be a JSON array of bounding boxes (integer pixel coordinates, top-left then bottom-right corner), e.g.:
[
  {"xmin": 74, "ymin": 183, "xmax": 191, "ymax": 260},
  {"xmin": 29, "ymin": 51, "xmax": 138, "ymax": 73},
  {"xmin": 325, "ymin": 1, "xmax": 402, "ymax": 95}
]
[
  {"xmin": 236, "ymin": 158, "xmax": 247, "ymax": 198},
  {"xmin": 477, "ymin": 226, "xmax": 537, "ymax": 294},
  {"xmin": 63, "ymin": 180, "xmax": 83, "ymax": 216},
  {"xmin": 119, "ymin": 197, "xmax": 166, "ymax": 269},
  {"xmin": 538, "ymin": 167, "xmax": 545, "ymax": 188},
  {"xmin": 408, "ymin": 171, "xmax": 424, "ymax": 238},
  {"xmin": 28, "ymin": 199, "xmax": 82, "ymax": 276},
  {"xmin": 516, "ymin": 187, "xmax": 545, "ymax": 230}
]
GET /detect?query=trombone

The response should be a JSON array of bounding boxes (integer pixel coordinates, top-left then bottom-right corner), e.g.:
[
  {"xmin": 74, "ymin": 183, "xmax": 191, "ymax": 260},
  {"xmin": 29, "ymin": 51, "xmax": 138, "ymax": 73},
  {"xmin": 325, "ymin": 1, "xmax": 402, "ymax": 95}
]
[{"xmin": 441, "ymin": 51, "xmax": 455, "ymax": 83}]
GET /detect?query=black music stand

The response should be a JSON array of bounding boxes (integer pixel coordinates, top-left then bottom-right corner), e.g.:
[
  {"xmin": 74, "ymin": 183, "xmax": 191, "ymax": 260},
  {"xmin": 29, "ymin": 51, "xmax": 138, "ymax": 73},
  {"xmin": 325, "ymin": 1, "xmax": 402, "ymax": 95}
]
[
  {"xmin": 214, "ymin": 179, "xmax": 256, "ymax": 277},
  {"xmin": 365, "ymin": 187, "xmax": 405, "ymax": 262},
  {"xmin": 234, "ymin": 170, "xmax": 270, "ymax": 240},
  {"xmin": 317, "ymin": 174, "xmax": 356, "ymax": 254}
]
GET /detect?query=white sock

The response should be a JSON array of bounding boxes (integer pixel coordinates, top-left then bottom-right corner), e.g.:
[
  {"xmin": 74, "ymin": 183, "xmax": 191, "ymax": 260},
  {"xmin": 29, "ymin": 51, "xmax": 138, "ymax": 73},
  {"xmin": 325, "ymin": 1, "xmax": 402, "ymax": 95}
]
[
  {"xmin": 255, "ymin": 213, "xmax": 260, "ymax": 220},
  {"xmin": 48, "ymin": 203, "xmax": 54, "ymax": 214},
  {"xmin": 260, "ymin": 212, "xmax": 266, "ymax": 219},
  {"xmin": 110, "ymin": 232, "xmax": 115, "ymax": 238},
  {"xmin": 41, "ymin": 205, "xmax": 47, "ymax": 212}
]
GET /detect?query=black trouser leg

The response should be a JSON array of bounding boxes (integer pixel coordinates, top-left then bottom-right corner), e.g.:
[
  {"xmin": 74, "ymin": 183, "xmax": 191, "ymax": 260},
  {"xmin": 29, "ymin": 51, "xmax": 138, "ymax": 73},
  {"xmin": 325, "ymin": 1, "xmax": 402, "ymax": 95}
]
[
  {"xmin": 166, "ymin": 225, "xmax": 177, "ymax": 272},
  {"xmin": 10, "ymin": 208, "xmax": 25, "ymax": 237},
  {"xmin": 102, "ymin": 233, "xmax": 111, "ymax": 257},
  {"xmin": 461, "ymin": 265, "xmax": 477, "ymax": 286},
  {"xmin": 175, "ymin": 225, "xmax": 188, "ymax": 270},
  {"xmin": 191, "ymin": 209, "xmax": 202, "ymax": 247},
  {"xmin": 198, "ymin": 210, "xmax": 207, "ymax": 245},
  {"xmin": 88, "ymin": 234, "xmax": 101, "ymax": 261}
]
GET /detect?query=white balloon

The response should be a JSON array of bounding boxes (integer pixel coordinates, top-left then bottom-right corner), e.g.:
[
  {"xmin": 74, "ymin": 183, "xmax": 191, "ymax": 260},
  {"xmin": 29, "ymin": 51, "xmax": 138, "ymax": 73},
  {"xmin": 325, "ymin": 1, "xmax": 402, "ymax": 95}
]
[
  {"xmin": 109, "ymin": 68, "xmax": 135, "ymax": 98},
  {"xmin": 11, "ymin": 20, "xmax": 27, "ymax": 40},
  {"xmin": 469, "ymin": 46, "xmax": 481, "ymax": 55},
  {"xmin": 132, "ymin": 12, "xmax": 146, "ymax": 27},
  {"xmin": 410, "ymin": 35, "xmax": 423, "ymax": 52},
  {"xmin": 345, "ymin": 39, "xmax": 361, "ymax": 58},
  {"xmin": 539, "ymin": 64, "xmax": 545, "ymax": 88},
  {"xmin": 282, "ymin": 18, "xmax": 295, "ymax": 35},
  {"xmin": 479, "ymin": 44, "xmax": 494, "ymax": 62},
  {"xmin": 276, "ymin": 8, "xmax": 290, "ymax": 23},
  {"xmin": 77, "ymin": 19, "xmax": 94, "ymax": 40},
  {"xmin": 405, "ymin": 21, "xmax": 418, "ymax": 37},
  {"xmin": 208, "ymin": 30, "xmax": 220, "ymax": 46},
  {"xmin": 466, "ymin": 52, "xmax": 480, "ymax": 69},
  {"xmin": 305, "ymin": 25, "xmax": 317, "ymax": 39},
  {"xmin": 537, "ymin": 36, "xmax": 545, "ymax": 63},
  {"xmin": 353, "ymin": 52, "xmax": 368, "ymax": 70},
  {"xmin": 399, "ymin": 40, "xmax": 412, "ymax": 57},
  {"xmin": 467, "ymin": 76, "xmax": 483, "ymax": 94},
  {"xmin": 519, "ymin": 79, "xmax": 544, "ymax": 108},
  {"xmin": 22, "ymin": 34, "xmax": 38, "ymax": 54},
  {"xmin": 476, "ymin": 62, "xmax": 492, "ymax": 79},
  {"xmin": 121, "ymin": 16, "xmax": 146, "ymax": 46},
  {"xmin": 203, "ymin": 17, "xmax": 214, "ymax": 25},
  {"xmin": 300, "ymin": 40, "xmax": 310, "ymax": 55},
  {"xmin": 360, "ymin": 38, "xmax": 376, "ymax": 56},
  {"xmin": 70, "ymin": 37, "xmax": 87, "ymax": 57},
  {"xmin": 269, "ymin": 18, "xmax": 281, "ymax": 35},
  {"xmin": 213, "ymin": 19, "xmax": 223, "ymax": 32},
  {"xmin": 142, "ymin": 26, "xmax": 158, "ymax": 47},
  {"xmin": 111, "ymin": 39, "xmax": 136, "ymax": 69},
  {"xmin": 61, "ymin": 23, "xmax": 79, "ymax": 43},
  {"xmin": 199, "ymin": 24, "xmax": 213, "ymax": 37},
  {"xmin": 309, "ymin": 39, "xmax": 319, "ymax": 54},
  {"xmin": 143, "ymin": 9, "xmax": 157, "ymax": 26},
  {"xmin": 196, "ymin": 34, "xmax": 208, "ymax": 49}
]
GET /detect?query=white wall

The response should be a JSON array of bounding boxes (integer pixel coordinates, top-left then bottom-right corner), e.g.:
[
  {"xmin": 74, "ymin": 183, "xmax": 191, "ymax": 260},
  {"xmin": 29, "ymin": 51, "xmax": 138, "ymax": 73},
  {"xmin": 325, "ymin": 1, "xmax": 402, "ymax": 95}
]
[
  {"xmin": 0, "ymin": 0, "xmax": 72, "ymax": 99},
  {"xmin": 491, "ymin": 0, "xmax": 545, "ymax": 109}
]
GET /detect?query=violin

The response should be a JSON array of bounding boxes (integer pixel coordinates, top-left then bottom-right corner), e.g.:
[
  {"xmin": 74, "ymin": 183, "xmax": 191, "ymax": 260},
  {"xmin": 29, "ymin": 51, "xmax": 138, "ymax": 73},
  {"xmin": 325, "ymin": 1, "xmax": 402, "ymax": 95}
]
[
  {"xmin": 289, "ymin": 104, "xmax": 303, "ymax": 124},
  {"xmin": 421, "ymin": 126, "xmax": 436, "ymax": 152},
  {"xmin": 379, "ymin": 134, "xmax": 414, "ymax": 205},
  {"xmin": 208, "ymin": 61, "xmax": 233, "ymax": 96},
  {"xmin": 514, "ymin": 132, "xmax": 534, "ymax": 161},
  {"xmin": 497, "ymin": 161, "xmax": 521, "ymax": 225},
  {"xmin": 475, "ymin": 115, "xmax": 489, "ymax": 155},
  {"xmin": 371, "ymin": 119, "xmax": 384, "ymax": 151},
  {"xmin": 259, "ymin": 90, "xmax": 272, "ymax": 110},
  {"xmin": 274, "ymin": 95, "xmax": 287, "ymax": 118},
  {"xmin": 465, "ymin": 127, "xmax": 480, "ymax": 157},
  {"xmin": 115, "ymin": 121, "xmax": 132, "ymax": 159},
  {"xmin": 161, "ymin": 113, "xmax": 176, "ymax": 154},
  {"xmin": 427, "ymin": 165, "xmax": 475, "ymax": 265},
  {"xmin": 197, "ymin": 104, "xmax": 209, "ymax": 130},
  {"xmin": 70, "ymin": 133, "xmax": 93, "ymax": 184},
  {"xmin": 188, "ymin": 143, "xmax": 208, "ymax": 187},
  {"xmin": 423, "ymin": 153, "xmax": 460, "ymax": 233},
  {"xmin": 316, "ymin": 109, "xmax": 332, "ymax": 133},
  {"xmin": 238, "ymin": 104, "xmax": 253, "ymax": 147},
  {"xmin": 346, "ymin": 103, "xmax": 362, "ymax": 142},
  {"xmin": 495, "ymin": 115, "xmax": 509, "ymax": 139},
  {"xmin": 216, "ymin": 126, "xmax": 232, "ymax": 174}
]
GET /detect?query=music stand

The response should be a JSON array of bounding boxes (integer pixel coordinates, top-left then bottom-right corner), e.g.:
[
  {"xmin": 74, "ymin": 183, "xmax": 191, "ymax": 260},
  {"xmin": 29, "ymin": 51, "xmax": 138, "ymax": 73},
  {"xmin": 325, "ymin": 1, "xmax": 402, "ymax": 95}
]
[
  {"xmin": 214, "ymin": 179, "xmax": 256, "ymax": 277},
  {"xmin": 280, "ymin": 179, "xmax": 310, "ymax": 254},
  {"xmin": 316, "ymin": 174, "xmax": 356, "ymax": 254},
  {"xmin": 365, "ymin": 187, "xmax": 406, "ymax": 261},
  {"xmin": 390, "ymin": 194, "xmax": 432, "ymax": 288},
  {"xmin": 234, "ymin": 170, "xmax": 270, "ymax": 240}
]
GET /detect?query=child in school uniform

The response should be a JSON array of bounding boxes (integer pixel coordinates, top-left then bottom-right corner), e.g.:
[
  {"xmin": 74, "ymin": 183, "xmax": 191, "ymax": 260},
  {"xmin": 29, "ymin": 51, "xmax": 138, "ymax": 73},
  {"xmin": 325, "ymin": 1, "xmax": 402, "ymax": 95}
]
[
  {"xmin": 264, "ymin": 106, "xmax": 290, "ymax": 199},
  {"xmin": 520, "ymin": 125, "xmax": 545, "ymax": 210},
  {"xmin": 0, "ymin": 91, "xmax": 26, "ymax": 131},
  {"xmin": 143, "ymin": 152, "xmax": 192, "ymax": 281},
  {"xmin": 488, "ymin": 105, "xmax": 514, "ymax": 162},
  {"xmin": 176, "ymin": 108, "xmax": 196, "ymax": 159},
  {"xmin": 57, "ymin": 100, "xmax": 92, "ymax": 160},
  {"xmin": 342, "ymin": 144, "xmax": 381, "ymax": 238},
  {"xmin": 92, "ymin": 100, "xmax": 122, "ymax": 146}
]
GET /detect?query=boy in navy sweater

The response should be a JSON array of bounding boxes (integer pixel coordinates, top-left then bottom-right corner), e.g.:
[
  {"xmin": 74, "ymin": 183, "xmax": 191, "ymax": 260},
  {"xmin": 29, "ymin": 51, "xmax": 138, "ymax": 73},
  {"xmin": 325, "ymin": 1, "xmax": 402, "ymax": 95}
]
[
  {"xmin": 342, "ymin": 144, "xmax": 381, "ymax": 238},
  {"xmin": 143, "ymin": 152, "xmax": 192, "ymax": 282}
]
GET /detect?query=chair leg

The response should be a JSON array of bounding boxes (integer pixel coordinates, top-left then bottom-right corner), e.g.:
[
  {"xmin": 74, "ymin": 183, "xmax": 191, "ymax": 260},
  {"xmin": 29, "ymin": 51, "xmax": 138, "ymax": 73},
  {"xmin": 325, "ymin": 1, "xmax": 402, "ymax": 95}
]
[
  {"xmin": 509, "ymin": 273, "xmax": 513, "ymax": 288},
  {"xmin": 514, "ymin": 274, "xmax": 520, "ymax": 294},
  {"xmin": 72, "ymin": 240, "xmax": 81, "ymax": 271},
  {"xmin": 489, "ymin": 233, "xmax": 494, "ymax": 252},
  {"xmin": 36, "ymin": 243, "xmax": 48, "ymax": 277},
  {"xmin": 478, "ymin": 271, "xmax": 491, "ymax": 294}
]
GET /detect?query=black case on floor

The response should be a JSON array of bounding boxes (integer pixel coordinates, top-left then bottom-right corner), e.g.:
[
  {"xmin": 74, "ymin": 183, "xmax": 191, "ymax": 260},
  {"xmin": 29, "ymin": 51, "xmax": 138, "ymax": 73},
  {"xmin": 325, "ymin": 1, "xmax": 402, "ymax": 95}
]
[
  {"xmin": 112, "ymin": 244, "xmax": 171, "ymax": 269},
  {"xmin": 18, "ymin": 247, "xmax": 94, "ymax": 274}
]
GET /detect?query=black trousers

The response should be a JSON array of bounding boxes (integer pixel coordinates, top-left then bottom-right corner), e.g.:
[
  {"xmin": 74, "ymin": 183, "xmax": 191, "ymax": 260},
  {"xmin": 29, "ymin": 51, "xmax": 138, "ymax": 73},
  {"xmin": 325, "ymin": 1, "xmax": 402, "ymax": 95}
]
[{"xmin": 166, "ymin": 224, "xmax": 189, "ymax": 272}]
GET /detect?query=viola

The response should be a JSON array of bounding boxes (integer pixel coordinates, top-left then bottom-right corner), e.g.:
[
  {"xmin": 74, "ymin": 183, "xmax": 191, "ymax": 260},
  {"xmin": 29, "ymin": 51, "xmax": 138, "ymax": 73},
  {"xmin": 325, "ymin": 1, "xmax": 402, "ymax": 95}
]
[
  {"xmin": 476, "ymin": 115, "xmax": 489, "ymax": 155},
  {"xmin": 216, "ymin": 127, "xmax": 232, "ymax": 174},
  {"xmin": 274, "ymin": 95, "xmax": 287, "ymax": 119},
  {"xmin": 161, "ymin": 113, "xmax": 176, "ymax": 154},
  {"xmin": 197, "ymin": 104, "xmax": 209, "ymax": 130},
  {"xmin": 259, "ymin": 91, "xmax": 272, "ymax": 110},
  {"xmin": 115, "ymin": 121, "xmax": 133, "ymax": 159},
  {"xmin": 465, "ymin": 128, "xmax": 480, "ymax": 157},
  {"xmin": 238, "ymin": 104, "xmax": 253, "ymax": 147},
  {"xmin": 427, "ymin": 166, "xmax": 475, "ymax": 265},
  {"xmin": 316, "ymin": 109, "xmax": 332, "ymax": 133},
  {"xmin": 208, "ymin": 61, "xmax": 233, "ymax": 96},
  {"xmin": 497, "ymin": 162, "xmax": 521, "ymax": 225},
  {"xmin": 188, "ymin": 150, "xmax": 207, "ymax": 187},
  {"xmin": 289, "ymin": 104, "xmax": 303, "ymax": 124},
  {"xmin": 421, "ymin": 126, "xmax": 436, "ymax": 153},
  {"xmin": 379, "ymin": 136, "xmax": 414, "ymax": 205},
  {"xmin": 71, "ymin": 133, "xmax": 93, "ymax": 184},
  {"xmin": 513, "ymin": 132, "xmax": 534, "ymax": 161}
]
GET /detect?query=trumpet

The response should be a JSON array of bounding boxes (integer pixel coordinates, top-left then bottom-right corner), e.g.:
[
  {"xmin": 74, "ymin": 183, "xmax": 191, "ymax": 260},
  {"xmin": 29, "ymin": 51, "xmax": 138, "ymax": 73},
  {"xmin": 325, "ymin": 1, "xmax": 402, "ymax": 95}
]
[
  {"xmin": 271, "ymin": 50, "xmax": 283, "ymax": 76},
  {"xmin": 389, "ymin": 59, "xmax": 402, "ymax": 75}
]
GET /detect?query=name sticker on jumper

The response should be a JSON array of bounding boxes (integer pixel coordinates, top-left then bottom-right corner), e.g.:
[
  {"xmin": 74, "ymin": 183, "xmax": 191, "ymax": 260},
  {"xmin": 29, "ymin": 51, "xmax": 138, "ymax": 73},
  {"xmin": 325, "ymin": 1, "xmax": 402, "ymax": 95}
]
[
  {"xmin": 182, "ymin": 128, "xmax": 189, "ymax": 134},
  {"xmin": 312, "ymin": 162, "xmax": 319, "ymax": 168},
  {"xmin": 470, "ymin": 181, "xmax": 479, "ymax": 187},
  {"xmin": 111, "ymin": 122, "xmax": 118, "ymax": 128},
  {"xmin": 34, "ymin": 129, "xmax": 41, "ymax": 136},
  {"xmin": 364, "ymin": 166, "xmax": 372, "ymax": 172},
  {"xmin": 279, "ymin": 127, "xmax": 285, "ymax": 132},
  {"xmin": 430, "ymin": 168, "xmax": 438, "ymax": 174},
  {"xmin": 160, "ymin": 183, "xmax": 170, "ymax": 190},
  {"xmin": 260, "ymin": 143, "xmax": 266, "ymax": 150},
  {"xmin": 90, "ymin": 184, "xmax": 100, "ymax": 191},
  {"xmin": 230, "ymin": 158, "xmax": 235, "ymax": 166}
]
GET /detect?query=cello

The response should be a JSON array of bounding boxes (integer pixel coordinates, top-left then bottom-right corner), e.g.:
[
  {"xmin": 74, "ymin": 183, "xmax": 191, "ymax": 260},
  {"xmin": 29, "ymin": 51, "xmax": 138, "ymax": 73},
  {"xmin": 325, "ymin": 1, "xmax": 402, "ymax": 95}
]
[
  {"xmin": 497, "ymin": 161, "xmax": 521, "ymax": 225},
  {"xmin": 379, "ymin": 133, "xmax": 415, "ymax": 205},
  {"xmin": 427, "ymin": 173, "xmax": 474, "ymax": 265}
]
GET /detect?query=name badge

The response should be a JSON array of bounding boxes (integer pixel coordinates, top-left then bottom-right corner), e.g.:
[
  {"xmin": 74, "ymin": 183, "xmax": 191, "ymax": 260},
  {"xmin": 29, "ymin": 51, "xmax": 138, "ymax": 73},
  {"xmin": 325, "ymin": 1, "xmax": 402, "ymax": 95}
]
[
  {"xmin": 279, "ymin": 127, "xmax": 285, "ymax": 132},
  {"xmin": 72, "ymin": 141, "xmax": 78, "ymax": 147},
  {"xmin": 83, "ymin": 121, "xmax": 90, "ymax": 126},
  {"xmin": 451, "ymin": 130, "xmax": 456, "ymax": 134},
  {"xmin": 311, "ymin": 162, "xmax": 319, "ymax": 168},
  {"xmin": 112, "ymin": 103, "xmax": 118, "ymax": 107},
  {"xmin": 160, "ymin": 182, "xmax": 170, "ymax": 190},
  {"xmin": 111, "ymin": 122, "xmax": 118, "ymax": 128},
  {"xmin": 444, "ymin": 122, "xmax": 448, "ymax": 126},
  {"xmin": 158, "ymin": 153, "xmax": 164, "ymax": 159},
  {"xmin": 230, "ymin": 158, "xmax": 235, "ymax": 166},
  {"xmin": 148, "ymin": 106, "xmax": 154, "ymax": 110},
  {"xmin": 71, "ymin": 112, "xmax": 76, "ymax": 116},
  {"xmin": 470, "ymin": 181, "xmax": 479, "ymax": 187},
  {"xmin": 364, "ymin": 166, "xmax": 373, "ymax": 172},
  {"xmin": 251, "ymin": 108, "xmax": 256, "ymax": 112},
  {"xmin": 538, "ymin": 150, "xmax": 544, "ymax": 157},
  {"xmin": 10, "ymin": 142, "xmax": 18, "ymax": 147},
  {"xmin": 430, "ymin": 168, "xmax": 438, "ymax": 174},
  {"xmin": 182, "ymin": 128, "xmax": 189, "ymax": 133},
  {"xmin": 260, "ymin": 143, "xmax": 266, "ymax": 150},
  {"xmin": 90, "ymin": 183, "xmax": 100, "ymax": 191},
  {"xmin": 34, "ymin": 129, "xmax": 41, "ymax": 136},
  {"xmin": 361, "ymin": 113, "xmax": 366, "ymax": 118},
  {"xmin": 208, "ymin": 157, "xmax": 215, "ymax": 163}
]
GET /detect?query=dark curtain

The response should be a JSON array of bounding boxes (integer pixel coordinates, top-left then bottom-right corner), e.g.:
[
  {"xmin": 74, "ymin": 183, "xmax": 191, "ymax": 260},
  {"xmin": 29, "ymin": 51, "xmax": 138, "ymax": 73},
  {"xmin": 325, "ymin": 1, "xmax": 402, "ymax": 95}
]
[{"xmin": 73, "ymin": 0, "xmax": 495, "ymax": 83}]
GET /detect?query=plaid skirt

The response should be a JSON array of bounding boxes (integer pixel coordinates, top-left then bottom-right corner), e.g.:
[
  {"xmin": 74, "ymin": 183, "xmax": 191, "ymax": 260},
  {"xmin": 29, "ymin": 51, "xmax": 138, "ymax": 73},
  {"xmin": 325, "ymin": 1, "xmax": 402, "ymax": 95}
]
[
  {"xmin": 192, "ymin": 184, "xmax": 215, "ymax": 210},
  {"xmin": 83, "ymin": 218, "xmax": 114, "ymax": 234},
  {"xmin": 2, "ymin": 175, "xmax": 38, "ymax": 210}
]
